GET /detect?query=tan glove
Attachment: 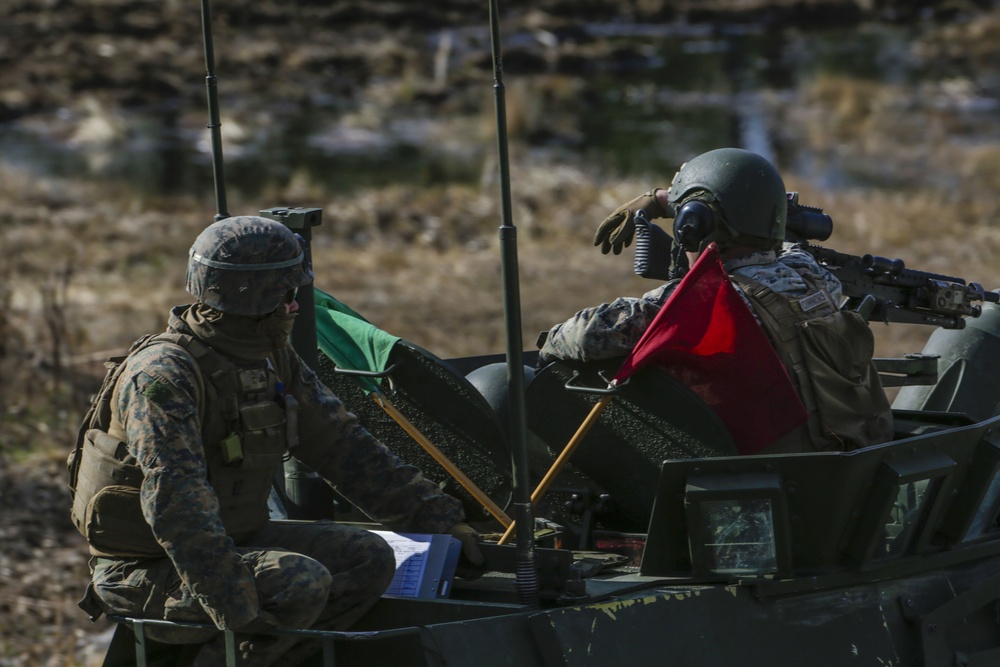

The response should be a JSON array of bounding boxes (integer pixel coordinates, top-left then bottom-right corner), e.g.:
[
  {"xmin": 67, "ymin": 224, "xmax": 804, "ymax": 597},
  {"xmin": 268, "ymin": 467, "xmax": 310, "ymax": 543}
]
[
  {"xmin": 448, "ymin": 522, "xmax": 487, "ymax": 580},
  {"xmin": 594, "ymin": 189, "xmax": 670, "ymax": 255},
  {"xmin": 448, "ymin": 522, "xmax": 484, "ymax": 566}
]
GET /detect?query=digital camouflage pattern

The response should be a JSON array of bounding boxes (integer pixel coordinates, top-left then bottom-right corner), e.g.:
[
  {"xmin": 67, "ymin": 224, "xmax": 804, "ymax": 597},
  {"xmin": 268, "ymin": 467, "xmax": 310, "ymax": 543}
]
[
  {"xmin": 92, "ymin": 521, "xmax": 396, "ymax": 666},
  {"xmin": 89, "ymin": 304, "xmax": 465, "ymax": 665},
  {"xmin": 186, "ymin": 216, "xmax": 314, "ymax": 317},
  {"xmin": 539, "ymin": 244, "xmax": 843, "ymax": 364}
]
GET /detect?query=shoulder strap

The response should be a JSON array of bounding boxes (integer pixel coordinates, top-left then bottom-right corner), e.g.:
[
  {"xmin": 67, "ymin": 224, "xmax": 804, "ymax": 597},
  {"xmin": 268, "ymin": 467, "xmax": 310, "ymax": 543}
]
[
  {"xmin": 731, "ymin": 271, "xmax": 838, "ymax": 324},
  {"xmin": 730, "ymin": 274, "xmax": 806, "ymax": 370},
  {"xmin": 176, "ymin": 335, "xmax": 241, "ymax": 441}
]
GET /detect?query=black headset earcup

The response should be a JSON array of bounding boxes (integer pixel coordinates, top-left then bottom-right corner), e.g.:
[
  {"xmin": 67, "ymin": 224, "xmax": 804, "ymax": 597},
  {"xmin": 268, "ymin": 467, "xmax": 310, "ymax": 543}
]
[{"xmin": 672, "ymin": 200, "xmax": 715, "ymax": 252}]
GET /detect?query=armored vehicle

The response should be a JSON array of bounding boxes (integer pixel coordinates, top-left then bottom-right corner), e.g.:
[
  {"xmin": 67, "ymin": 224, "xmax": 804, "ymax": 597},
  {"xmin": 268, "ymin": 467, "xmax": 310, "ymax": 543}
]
[
  {"xmin": 103, "ymin": 279, "xmax": 1000, "ymax": 667},
  {"xmin": 99, "ymin": 203, "xmax": 1000, "ymax": 667}
]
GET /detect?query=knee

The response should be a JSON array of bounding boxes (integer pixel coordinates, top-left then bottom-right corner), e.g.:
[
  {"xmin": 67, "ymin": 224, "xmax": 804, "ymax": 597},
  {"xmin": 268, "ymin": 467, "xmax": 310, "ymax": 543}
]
[
  {"xmin": 370, "ymin": 535, "xmax": 397, "ymax": 592},
  {"xmin": 348, "ymin": 535, "xmax": 395, "ymax": 625},
  {"xmin": 256, "ymin": 552, "xmax": 332, "ymax": 627},
  {"xmin": 350, "ymin": 530, "xmax": 396, "ymax": 594}
]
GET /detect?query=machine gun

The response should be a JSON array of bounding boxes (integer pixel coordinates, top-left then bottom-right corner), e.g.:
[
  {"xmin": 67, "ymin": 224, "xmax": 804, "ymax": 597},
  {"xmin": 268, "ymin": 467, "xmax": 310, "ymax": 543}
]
[
  {"xmin": 785, "ymin": 194, "xmax": 999, "ymax": 329},
  {"xmin": 632, "ymin": 194, "xmax": 998, "ymax": 330}
]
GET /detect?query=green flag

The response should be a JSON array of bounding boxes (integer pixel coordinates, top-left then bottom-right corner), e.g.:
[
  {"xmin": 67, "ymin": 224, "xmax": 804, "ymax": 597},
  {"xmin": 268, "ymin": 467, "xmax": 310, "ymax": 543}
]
[{"xmin": 313, "ymin": 287, "xmax": 399, "ymax": 393}]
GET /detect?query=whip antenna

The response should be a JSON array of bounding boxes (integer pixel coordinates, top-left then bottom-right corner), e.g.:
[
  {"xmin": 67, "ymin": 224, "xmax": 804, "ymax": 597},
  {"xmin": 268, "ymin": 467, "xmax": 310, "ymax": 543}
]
[
  {"xmin": 488, "ymin": 0, "xmax": 537, "ymax": 606},
  {"xmin": 200, "ymin": 0, "xmax": 229, "ymax": 221}
]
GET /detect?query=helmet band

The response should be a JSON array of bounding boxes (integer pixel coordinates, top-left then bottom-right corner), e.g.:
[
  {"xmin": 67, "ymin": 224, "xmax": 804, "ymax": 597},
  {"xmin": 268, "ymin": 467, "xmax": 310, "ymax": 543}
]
[{"xmin": 189, "ymin": 248, "xmax": 304, "ymax": 271}]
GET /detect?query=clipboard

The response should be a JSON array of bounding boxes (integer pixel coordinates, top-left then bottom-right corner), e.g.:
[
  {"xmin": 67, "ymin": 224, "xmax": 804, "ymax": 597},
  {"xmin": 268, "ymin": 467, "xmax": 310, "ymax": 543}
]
[{"xmin": 371, "ymin": 531, "xmax": 462, "ymax": 599}]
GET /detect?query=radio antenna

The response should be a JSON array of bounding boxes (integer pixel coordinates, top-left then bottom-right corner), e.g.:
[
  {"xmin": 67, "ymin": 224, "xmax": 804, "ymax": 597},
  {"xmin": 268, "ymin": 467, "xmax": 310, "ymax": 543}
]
[
  {"xmin": 488, "ymin": 0, "xmax": 537, "ymax": 606},
  {"xmin": 200, "ymin": 0, "xmax": 229, "ymax": 221}
]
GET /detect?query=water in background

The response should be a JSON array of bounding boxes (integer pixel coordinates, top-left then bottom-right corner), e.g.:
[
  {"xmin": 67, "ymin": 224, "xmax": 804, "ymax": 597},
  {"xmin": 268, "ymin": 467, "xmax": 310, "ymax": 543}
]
[{"xmin": 0, "ymin": 20, "xmax": 994, "ymax": 201}]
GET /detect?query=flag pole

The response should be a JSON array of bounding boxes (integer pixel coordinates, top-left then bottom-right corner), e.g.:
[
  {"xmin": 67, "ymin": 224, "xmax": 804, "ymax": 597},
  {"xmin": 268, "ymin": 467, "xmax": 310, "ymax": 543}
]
[
  {"xmin": 497, "ymin": 394, "xmax": 613, "ymax": 545},
  {"xmin": 371, "ymin": 392, "xmax": 513, "ymax": 527}
]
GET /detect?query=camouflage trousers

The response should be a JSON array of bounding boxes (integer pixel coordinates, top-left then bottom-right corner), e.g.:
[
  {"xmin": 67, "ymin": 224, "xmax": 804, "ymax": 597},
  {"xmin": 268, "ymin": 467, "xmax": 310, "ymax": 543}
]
[{"xmin": 90, "ymin": 520, "xmax": 395, "ymax": 666}]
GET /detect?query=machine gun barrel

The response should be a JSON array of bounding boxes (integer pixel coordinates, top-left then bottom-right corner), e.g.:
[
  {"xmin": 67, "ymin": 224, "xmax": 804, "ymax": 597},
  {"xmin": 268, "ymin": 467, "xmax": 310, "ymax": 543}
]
[
  {"xmin": 805, "ymin": 244, "xmax": 998, "ymax": 329},
  {"xmin": 782, "ymin": 196, "xmax": 998, "ymax": 329}
]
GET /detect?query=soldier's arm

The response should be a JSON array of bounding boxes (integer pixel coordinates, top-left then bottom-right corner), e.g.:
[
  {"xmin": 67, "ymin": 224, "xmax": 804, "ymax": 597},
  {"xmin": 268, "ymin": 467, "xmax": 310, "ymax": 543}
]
[
  {"xmin": 115, "ymin": 345, "xmax": 259, "ymax": 630},
  {"xmin": 285, "ymin": 352, "xmax": 464, "ymax": 534},
  {"xmin": 540, "ymin": 284, "xmax": 672, "ymax": 363}
]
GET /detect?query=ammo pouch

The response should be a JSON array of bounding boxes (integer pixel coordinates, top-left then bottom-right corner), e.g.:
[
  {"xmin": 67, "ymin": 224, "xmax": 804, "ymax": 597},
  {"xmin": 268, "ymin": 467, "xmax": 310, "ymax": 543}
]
[
  {"xmin": 798, "ymin": 309, "xmax": 893, "ymax": 450},
  {"xmin": 70, "ymin": 428, "xmax": 163, "ymax": 557},
  {"xmin": 209, "ymin": 399, "xmax": 288, "ymax": 539},
  {"xmin": 68, "ymin": 334, "xmax": 200, "ymax": 557}
]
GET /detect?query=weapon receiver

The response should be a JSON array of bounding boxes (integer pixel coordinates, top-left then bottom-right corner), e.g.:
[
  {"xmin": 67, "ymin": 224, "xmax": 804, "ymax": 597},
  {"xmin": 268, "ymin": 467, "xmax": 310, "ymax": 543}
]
[{"xmin": 786, "ymin": 195, "xmax": 999, "ymax": 329}]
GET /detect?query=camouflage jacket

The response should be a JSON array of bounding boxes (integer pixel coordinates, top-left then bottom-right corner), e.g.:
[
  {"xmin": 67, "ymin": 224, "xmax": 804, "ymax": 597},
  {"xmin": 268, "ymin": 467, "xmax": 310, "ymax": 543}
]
[
  {"xmin": 109, "ymin": 305, "xmax": 464, "ymax": 629},
  {"xmin": 540, "ymin": 244, "xmax": 843, "ymax": 363}
]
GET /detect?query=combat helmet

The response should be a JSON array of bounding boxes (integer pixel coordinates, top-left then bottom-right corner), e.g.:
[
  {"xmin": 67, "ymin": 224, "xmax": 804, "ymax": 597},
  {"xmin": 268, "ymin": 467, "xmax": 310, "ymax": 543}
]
[
  {"xmin": 666, "ymin": 148, "xmax": 787, "ymax": 251},
  {"xmin": 186, "ymin": 215, "xmax": 313, "ymax": 317}
]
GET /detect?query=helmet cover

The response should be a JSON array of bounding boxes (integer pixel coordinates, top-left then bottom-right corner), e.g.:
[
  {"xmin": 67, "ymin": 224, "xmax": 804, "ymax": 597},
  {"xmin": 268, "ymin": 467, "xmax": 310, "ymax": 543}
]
[{"xmin": 186, "ymin": 215, "xmax": 313, "ymax": 317}]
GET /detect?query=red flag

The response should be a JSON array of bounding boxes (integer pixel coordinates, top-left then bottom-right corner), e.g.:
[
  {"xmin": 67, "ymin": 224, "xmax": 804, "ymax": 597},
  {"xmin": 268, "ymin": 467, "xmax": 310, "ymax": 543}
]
[{"xmin": 613, "ymin": 243, "xmax": 807, "ymax": 454}]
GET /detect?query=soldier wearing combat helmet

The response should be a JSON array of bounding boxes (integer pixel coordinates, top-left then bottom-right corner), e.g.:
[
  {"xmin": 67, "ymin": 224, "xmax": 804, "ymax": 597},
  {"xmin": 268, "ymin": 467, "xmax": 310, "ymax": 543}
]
[
  {"xmin": 539, "ymin": 148, "xmax": 892, "ymax": 452},
  {"xmin": 70, "ymin": 216, "xmax": 483, "ymax": 665}
]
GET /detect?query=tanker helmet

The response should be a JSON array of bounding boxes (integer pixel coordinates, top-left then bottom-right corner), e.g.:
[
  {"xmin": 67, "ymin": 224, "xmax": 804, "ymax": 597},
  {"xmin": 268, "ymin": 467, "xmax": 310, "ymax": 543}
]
[
  {"xmin": 186, "ymin": 216, "xmax": 313, "ymax": 317},
  {"xmin": 666, "ymin": 148, "xmax": 787, "ymax": 251}
]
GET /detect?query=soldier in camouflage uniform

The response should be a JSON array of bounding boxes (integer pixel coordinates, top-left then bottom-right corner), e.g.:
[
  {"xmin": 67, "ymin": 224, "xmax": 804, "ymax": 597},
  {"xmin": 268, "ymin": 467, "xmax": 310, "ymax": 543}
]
[
  {"xmin": 72, "ymin": 216, "xmax": 483, "ymax": 665},
  {"xmin": 540, "ymin": 148, "xmax": 892, "ymax": 452},
  {"xmin": 539, "ymin": 246, "xmax": 842, "ymax": 363}
]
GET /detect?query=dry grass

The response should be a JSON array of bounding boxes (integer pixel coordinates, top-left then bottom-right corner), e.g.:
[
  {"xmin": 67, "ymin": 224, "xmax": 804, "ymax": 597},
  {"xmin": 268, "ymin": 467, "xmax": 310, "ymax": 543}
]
[{"xmin": 4, "ymin": 112, "xmax": 1000, "ymax": 454}]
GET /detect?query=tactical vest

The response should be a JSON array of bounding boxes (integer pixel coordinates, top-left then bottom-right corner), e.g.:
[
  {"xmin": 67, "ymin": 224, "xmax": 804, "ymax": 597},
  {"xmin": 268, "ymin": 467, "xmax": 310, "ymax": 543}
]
[
  {"xmin": 68, "ymin": 333, "xmax": 292, "ymax": 557},
  {"xmin": 731, "ymin": 272, "xmax": 894, "ymax": 452}
]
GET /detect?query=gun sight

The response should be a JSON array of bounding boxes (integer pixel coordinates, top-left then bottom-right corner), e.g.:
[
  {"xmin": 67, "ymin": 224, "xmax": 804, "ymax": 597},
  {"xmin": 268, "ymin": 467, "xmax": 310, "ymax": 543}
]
[{"xmin": 785, "ymin": 194, "xmax": 832, "ymax": 243}]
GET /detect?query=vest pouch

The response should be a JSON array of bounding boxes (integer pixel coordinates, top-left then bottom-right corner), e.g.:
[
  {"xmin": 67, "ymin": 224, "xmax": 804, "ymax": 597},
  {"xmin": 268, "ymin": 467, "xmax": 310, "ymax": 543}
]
[
  {"xmin": 84, "ymin": 485, "xmax": 164, "ymax": 556},
  {"xmin": 799, "ymin": 310, "xmax": 893, "ymax": 449},
  {"xmin": 71, "ymin": 429, "xmax": 163, "ymax": 556},
  {"xmin": 212, "ymin": 400, "xmax": 287, "ymax": 539},
  {"xmin": 240, "ymin": 400, "xmax": 286, "ymax": 431},
  {"xmin": 238, "ymin": 400, "xmax": 287, "ymax": 471},
  {"xmin": 71, "ymin": 430, "xmax": 141, "ymax": 538}
]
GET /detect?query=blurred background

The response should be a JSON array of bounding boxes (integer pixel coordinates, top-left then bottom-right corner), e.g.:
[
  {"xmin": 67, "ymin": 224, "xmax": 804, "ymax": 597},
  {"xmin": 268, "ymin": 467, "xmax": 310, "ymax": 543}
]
[{"xmin": 2, "ymin": 0, "xmax": 1000, "ymax": 663}]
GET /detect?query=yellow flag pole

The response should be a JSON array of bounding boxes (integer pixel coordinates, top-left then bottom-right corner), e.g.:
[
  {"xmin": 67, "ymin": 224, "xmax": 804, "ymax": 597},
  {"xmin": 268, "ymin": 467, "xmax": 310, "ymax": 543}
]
[
  {"xmin": 371, "ymin": 392, "xmax": 513, "ymax": 528},
  {"xmin": 497, "ymin": 394, "xmax": 613, "ymax": 545}
]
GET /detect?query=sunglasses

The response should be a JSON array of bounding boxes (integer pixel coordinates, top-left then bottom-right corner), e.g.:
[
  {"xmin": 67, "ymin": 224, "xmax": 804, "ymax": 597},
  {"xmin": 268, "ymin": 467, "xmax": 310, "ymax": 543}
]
[{"xmin": 284, "ymin": 287, "xmax": 299, "ymax": 305}]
